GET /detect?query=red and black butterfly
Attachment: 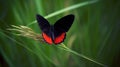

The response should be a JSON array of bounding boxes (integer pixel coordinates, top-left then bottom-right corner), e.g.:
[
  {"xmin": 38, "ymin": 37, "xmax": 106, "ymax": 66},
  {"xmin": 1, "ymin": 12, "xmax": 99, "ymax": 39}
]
[{"xmin": 36, "ymin": 14, "xmax": 75, "ymax": 45}]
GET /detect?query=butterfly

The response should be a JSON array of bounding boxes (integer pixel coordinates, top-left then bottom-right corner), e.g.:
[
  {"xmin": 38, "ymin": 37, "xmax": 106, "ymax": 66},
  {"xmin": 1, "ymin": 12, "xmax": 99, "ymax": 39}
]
[{"xmin": 36, "ymin": 14, "xmax": 75, "ymax": 45}]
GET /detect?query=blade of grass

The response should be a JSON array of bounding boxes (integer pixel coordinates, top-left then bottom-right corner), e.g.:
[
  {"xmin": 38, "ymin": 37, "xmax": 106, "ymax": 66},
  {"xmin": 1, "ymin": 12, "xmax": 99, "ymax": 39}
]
[
  {"xmin": 0, "ymin": 30, "xmax": 57, "ymax": 66},
  {"xmin": 58, "ymin": 43, "xmax": 108, "ymax": 67},
  {"xmin": 0, "ymin": 47, "xmax": 14, "ymax": 67},
  {"xmin": 27, "ymin": 0, "xmax": 99, "ymax": 26}
]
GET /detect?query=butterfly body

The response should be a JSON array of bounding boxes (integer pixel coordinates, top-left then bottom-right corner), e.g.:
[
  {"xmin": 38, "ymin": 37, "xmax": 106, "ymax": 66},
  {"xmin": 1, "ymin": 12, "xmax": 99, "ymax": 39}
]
[{"xmin": 36, "ymin": 14, "xmax": 74, "ymax": 45}]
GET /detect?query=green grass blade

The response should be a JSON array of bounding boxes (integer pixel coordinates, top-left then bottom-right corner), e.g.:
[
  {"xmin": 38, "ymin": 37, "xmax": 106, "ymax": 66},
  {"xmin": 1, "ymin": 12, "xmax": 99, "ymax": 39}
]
[
  {"xmin": 27, "ymin": 0, "xmax": 99, "ymax": 26},
  {"xmin": 0, "ymin": 30, "xmax": 57, "ymax": 66},
  {"xmin": 58, "ymin": 43, "xmax": 107, "ymax": 67}
]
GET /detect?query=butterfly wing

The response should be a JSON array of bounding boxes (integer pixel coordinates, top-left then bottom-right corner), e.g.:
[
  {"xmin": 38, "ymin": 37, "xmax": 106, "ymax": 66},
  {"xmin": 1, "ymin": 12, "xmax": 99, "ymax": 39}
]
[
  {"xmin": 36, "ymin": 14, "xmax": 50, "ymax": 33},
  {"xmin": 36, "ymin": 14, "xmax": 52, "ymax": 44},
  {"xmin": 53, "ymin": 14, "xmax": 75, "ymax": 44},
  {"xmin": 54, "ymin": 14, "xmax": 74, "ymax": 33}
]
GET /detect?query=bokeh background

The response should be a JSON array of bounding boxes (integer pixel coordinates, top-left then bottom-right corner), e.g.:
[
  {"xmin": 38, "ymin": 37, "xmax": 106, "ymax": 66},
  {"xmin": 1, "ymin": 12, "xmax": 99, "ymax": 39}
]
[{"xmin": 0, "ymin": 0, "xmax": 120, "ymax": 67}]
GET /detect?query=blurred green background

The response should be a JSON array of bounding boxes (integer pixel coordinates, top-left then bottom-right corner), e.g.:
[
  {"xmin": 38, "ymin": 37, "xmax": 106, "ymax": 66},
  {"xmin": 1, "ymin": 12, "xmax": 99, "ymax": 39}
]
[{"xmin": 0, "ymin": 0, "xmax": 120, "ymax": 67}]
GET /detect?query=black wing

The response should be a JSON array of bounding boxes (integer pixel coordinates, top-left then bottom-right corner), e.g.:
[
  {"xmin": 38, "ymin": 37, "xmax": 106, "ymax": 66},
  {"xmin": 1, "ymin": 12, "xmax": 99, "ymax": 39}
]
[
  {"xmin": 36, "ymin": 14, "xmax": 50, "ymax": 33},
  {"xmin": 54, "ymin": 14, "xmax": 75, "ymax": 36}
]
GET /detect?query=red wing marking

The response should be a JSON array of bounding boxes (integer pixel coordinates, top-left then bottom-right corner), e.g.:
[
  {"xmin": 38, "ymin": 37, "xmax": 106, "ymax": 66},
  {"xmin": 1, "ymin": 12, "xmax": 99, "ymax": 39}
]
[
  {"xmin": 54, "ymin": 33, "xmax": 66, "ymax": 44},
  {"xmin": 42, "ymin": 33, "xmax": 52, "ymax": 44}
]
